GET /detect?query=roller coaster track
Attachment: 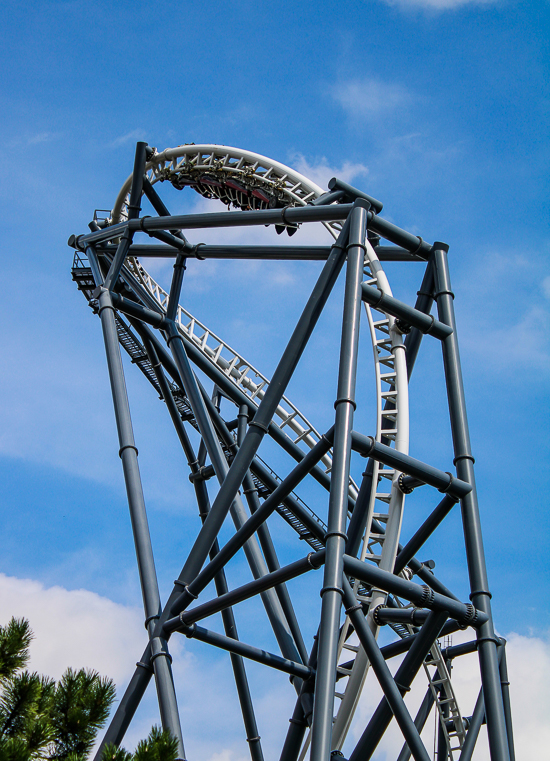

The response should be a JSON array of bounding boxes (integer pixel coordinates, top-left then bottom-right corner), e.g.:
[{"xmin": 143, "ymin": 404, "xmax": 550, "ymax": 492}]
[
  {"xmin": 108, "ymin": 145, "xmax": 412, "ymax": 746},
  {"xmin": 71, "ymin": 143, "xmax": 511, "ymax": 761}
]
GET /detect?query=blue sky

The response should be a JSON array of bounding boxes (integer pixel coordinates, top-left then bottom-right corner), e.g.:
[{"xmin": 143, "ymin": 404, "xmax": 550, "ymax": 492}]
[{"xmin": 0, "ymin": 0, "xmax": 549, "ymax": 759}]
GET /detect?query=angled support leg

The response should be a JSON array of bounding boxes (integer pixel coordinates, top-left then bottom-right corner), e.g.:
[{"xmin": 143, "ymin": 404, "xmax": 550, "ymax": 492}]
[
  {"xmin": 349, "ymin": 610, "xmax": 448, "ymax": 761},
  {"xmin": 143, "ymin": 336, "xmax": 265, "ymax": 761},
  {"xmin": 95, "ymin": 287, "xmax": 184, "ymax": 759},
  {"xmin": 236, "ymin": 404, "xmax": 308, "ymax": 664},
  {"xmin": 341, "ymin": 579, "xmax": 430, "ymax": 761},
  {"xmin": 396, "ymin": 687, "xmax": 436, "ymax": 761},
  {"xmin": 433, "ymin": 243, "xmax": 510, "ymax": 761},
  {"xmin": 310, "ymin": 201, "xmax": 368, "ymax": 761}
]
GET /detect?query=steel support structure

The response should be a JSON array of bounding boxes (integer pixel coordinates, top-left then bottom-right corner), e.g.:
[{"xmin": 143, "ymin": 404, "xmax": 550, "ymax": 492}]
[{"xmin": 68, "ymin": 142, "xmax": 513, "ymax": 761}]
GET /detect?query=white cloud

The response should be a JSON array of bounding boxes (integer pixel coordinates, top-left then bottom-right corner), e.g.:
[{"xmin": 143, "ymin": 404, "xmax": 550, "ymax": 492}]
[
  {"xmin": 330, "ymin": 77, "xmax": 413, "ymax": 121},
  {"xmin": 290, "ymin": 154, "xmax": 369, "ymax": 193},
  {"xmin": 505, "ymin": 631, "xmax": 550, "ymax": 757},
  {"xmin": 0, "ymin": 573, "xmax": 146, "ymax": 683},
  {"xmin": 458, "ymin": 252, "xmax": 550, "ymax": 375},
  {"xmin": 7, "ymin": 131, "xmax": 62, "ymax": 149}
]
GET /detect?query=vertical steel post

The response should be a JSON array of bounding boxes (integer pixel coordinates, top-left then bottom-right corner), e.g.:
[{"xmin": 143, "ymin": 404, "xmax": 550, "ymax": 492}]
[
  {"xmin": 310, "ymin": 201, "xmax": 368, "ymax": 761},
  {"xmin": 95, "ymin": 288, "xmax": 184, "ymax": 759},
  {"xmin": 460, "ymin": 643, "xmax": 505, "ymax": 761},
  {"xmin": 498, "ymin": 640, "xmax": 515, "ymax": 761},
  {"xmin": 433, "ymin": 244, "xmax": 510, "ymax": 761}
]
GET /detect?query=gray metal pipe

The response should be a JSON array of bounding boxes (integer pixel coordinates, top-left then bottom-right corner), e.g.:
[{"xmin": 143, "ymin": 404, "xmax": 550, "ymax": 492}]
[
  {"xmin": 180, "ymin": 623, "xmax": 312, "ymax": 680},
  {"xmin": 91, "ymin": 241, "xmax": 424, "ymax": 261},
  {"xmin": 170, "ymin": 430, "xmax": 333, "ymax": 617},
  {"xmin": 165, "ymin": 551, "xmax": 325, "ymax": 631},
  {"xmin": 75, "ymin": 200, "xmax": 433, "ymax": 257},
  {"xmin": 310, "ymin": 203, "xmax": 367, "ymax": 761},
  {"xmin": 394, "ymin": 494, "xmax": 458, "ymax": 575},
  {"xmin": 76, "ymin": 202, "xmax": 356, "ymax": 247},
  {"xmin": 396, "ymin": 687, "xmax": 435, "ymax": 761},
  {"xmin": 96, "ymin": 286, "xmax": 184, "ymax": 759},
  {"xmin": 351, "ymin": 432, "xmax": 472, "ymax": 499},
  {"xmin": 104, "ymin": 141, "xmax": 148, "ymax": 290},
  {"xmin": 349, "ymin": 611, "xmax": 448, "ymax": 761},
  {"xmin": 343, "ymin": 554, "xmax": 486, "ymax": 627},
  {"xmin": 327, "ymin": 177, "xmax": 384, "ymax": 213},
  {"xmin": 433, "ymin": 244, "xmax": 511, "ymax": 761},
  {"xmin": 141, "ymin": 335, "xmax": 264, "ymax": 761},
  {"xmin": 361, "ymin": 283, "xmax": 452, "ymax": 340}
]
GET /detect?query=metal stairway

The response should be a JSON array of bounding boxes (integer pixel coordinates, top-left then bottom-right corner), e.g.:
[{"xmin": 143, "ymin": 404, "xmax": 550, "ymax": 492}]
[{"xmin": 72, "ymin": 255, "xmax": 328, "ymax": 556}]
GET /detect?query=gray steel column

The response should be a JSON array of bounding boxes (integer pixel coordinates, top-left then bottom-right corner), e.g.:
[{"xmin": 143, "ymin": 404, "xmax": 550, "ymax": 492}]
[
  {"xmin": 433, "ymin": 244, "xmax": 510, "ymax": 761},
  {"xmin": 310, "ymin": 202, "xmax": 368, "ymax": 761},
  {"xmin": 460, "ymin": 643, "xmax": 506, "ymax": 761},
  {"xmin": 498, "ymin": 640, "xmax": 515, "ymax": 761},
  {"xmin": 95, "ymin": 287, "xmax": 184, "ymax": 759}
]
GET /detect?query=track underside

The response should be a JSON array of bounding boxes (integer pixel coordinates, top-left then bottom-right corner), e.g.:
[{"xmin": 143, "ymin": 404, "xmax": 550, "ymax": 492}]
[{"xmin": 70, "ymin": 142, "xmax": 514, "ymax": 761}]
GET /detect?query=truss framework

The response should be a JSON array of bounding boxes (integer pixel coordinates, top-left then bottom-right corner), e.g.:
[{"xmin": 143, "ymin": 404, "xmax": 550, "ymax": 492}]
[{"xmin": 69, "ymin": 142, "xmax": 515, "ymax": 761}]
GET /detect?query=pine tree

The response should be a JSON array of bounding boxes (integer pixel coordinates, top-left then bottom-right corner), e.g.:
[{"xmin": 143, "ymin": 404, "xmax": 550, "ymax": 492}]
[
  {"xmin": 0, "ymin": 618, "xmax": 178, "ymax": 761},
  {"xmin": 101, "ymin": 726, "xmax": 179, "ymax": 761}
]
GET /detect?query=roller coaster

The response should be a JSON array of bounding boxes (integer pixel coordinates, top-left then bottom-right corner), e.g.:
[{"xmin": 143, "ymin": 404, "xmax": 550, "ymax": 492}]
[{"xmin": 69, "ymin": 142, "xmax": 515, "ymax": 761}]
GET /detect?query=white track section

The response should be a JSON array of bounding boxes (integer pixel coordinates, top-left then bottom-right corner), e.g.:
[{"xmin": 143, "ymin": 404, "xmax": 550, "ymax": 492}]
[{"xmin": 111, "ymin": 145, "xmax": 410, "ymax": 749}]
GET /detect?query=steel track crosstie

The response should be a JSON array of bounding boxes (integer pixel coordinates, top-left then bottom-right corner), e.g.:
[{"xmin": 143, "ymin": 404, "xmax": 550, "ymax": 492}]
[{"xmin": 69, "ymin": 141, "xmax": 514, "ymax": 761}]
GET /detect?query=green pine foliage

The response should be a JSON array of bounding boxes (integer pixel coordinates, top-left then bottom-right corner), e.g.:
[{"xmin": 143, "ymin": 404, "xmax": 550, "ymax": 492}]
[
  {"xmin": 101, "ymin": 727, "xmax": 179, "ymax": 761},
  {"xmin": 0, "ymin": 618, "xmax": 178, "ymax": 761}
]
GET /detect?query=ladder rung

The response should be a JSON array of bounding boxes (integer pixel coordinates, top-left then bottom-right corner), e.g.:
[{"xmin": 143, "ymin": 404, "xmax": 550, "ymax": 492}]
[{"xmin": 343, "ymin": 643, "xmax": 359, "ymax": 653}]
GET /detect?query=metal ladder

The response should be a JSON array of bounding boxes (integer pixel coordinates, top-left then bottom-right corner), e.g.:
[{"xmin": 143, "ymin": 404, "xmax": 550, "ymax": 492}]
[{"xmin": 424, "ymin": 642, "xmax": 466, "ymax": 759}]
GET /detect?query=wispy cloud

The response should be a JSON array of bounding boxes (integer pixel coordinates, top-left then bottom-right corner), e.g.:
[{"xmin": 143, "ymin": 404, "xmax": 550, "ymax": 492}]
[
  {"xmin": 110, "ymin": 128, "xmax": 147, "ymax": 148},
  {"xmin": 330, "ymin": 77, "xmax": 413, "ymax": 121},
  {"xmin": 290, "ymin": 154, "xmax": 369, "ymax": 192},
  {"xmin": 380, "ymin": 0, "xmax": 497, "ymax": 10},
  {"xmin": 459, "ymin": 251, "xmax": 550, "ymax": 375},
  {"xmin": 7, "ymin": 131, "xmax": 62, "ymax": 149}
]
